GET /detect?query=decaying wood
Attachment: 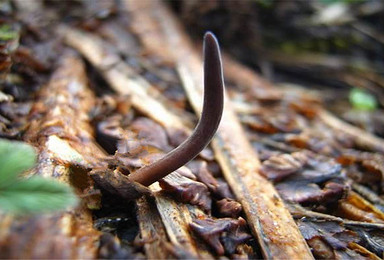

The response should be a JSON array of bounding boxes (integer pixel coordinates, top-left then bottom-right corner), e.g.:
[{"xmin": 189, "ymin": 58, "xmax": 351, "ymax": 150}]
[
  {"xmin": 26, "ymin": 52, "xmax": 106, "ymax": 169},
  {"xmin": 151, "ymin": 182, "xmax": 214, "ymax": 259},
  {"xmin": 222, "ymin": 53, "xmax": 276, "ymax": 92},
  {"xmin": 61, "ymin": 26, "xmax": 216, "ymax": 257},
  {"xmin": 288, "ymin": 203, "xmax": 384, "ymax": 230},
  {"xmin": 136, "ymin": 196, "xmax": 172, "ymax": 259},
  {"xmin": 352, "ymin": 183, "xmax": 384, "ymax": 208},
  {"xmin": 139, "ymin": 181, "xmax": 214, "ymax": 259},
  {"xmin": 0, "ymin": 52, "xmax": 102, "ymax": 258},
  {"xmin": 124, "ymin": 1, "xmax": 313, "ymax": 259},
  {"xmin": 267, "ymin": 50, "xmax": 377, "ymax": 72},
  {"xmin": 61, "ymin": 26, "xmax": 193, "ymax": 133},
  {"xmin": 3, "ymin": 1, "xmax": 384, "ymax": 258},
  {"xmin": 338, "ymin": 191, "xmax": 384, "ymax": 223},
  {"xmin": 348, "ymin": 242, "xmax": 382, "ymax": 260},
  {"xmin": 318, "ymin": 109, "xmax": 384, "ymax": 154}
]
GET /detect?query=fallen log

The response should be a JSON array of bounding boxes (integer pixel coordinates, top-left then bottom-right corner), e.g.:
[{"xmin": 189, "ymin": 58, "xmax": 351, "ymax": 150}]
[{"xmin": 0, "ymin": 52, "xmax": 102, "ymax": 258}]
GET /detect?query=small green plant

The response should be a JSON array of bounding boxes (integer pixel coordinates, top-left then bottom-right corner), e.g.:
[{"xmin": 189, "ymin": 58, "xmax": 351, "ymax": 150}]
[
  {"xmin": 349, "ymin": 88, "xmax": 378, "ymax": 111},
  {"xmin": 0, "ymin": 139, "xmax": 78, "ymax": 214}
]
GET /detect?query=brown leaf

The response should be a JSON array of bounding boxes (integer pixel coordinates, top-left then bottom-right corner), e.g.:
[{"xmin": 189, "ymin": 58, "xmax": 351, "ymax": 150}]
[
  {"xmin": 130, "ymin": 117, "xmax": 171, "ymax": 152},
  {"xmin": 260, "ymin": 151, "xmax": 308, "ymax": 181},
  {"xmin": 215, "ymin": 198, "xmax": 242, "ymax": 218},
  {"xmin": 190, "ymin": 161, "xmax": 234, "ymax": 199},
  {"xmin": 190, "ymin": 217, "xmax": 251, "ymax": 256},
  {"xmin": 159, "ymin": 172, "xmax": 211, "ymax": 212},
  {"xmin": 338, "ymin": 192, "xmax": 384, "ymax": 224},
  {"xmin": 298, "ymin": 220, "xmax": 359, "ymax": 258}
]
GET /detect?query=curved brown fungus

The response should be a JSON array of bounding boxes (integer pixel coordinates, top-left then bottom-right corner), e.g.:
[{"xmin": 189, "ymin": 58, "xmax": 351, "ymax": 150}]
[{"xmin": 128, "ymin": 32, "xmax": 224, "ymax": 186}]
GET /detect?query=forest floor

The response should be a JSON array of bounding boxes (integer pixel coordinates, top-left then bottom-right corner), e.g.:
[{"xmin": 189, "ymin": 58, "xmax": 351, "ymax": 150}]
[{"xmin": 0, "ymin": 0, "xmax": 384, "ymax": 259}]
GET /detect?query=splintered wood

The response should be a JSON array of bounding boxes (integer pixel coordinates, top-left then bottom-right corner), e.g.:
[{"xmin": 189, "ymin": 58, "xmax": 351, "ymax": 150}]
[
  {"xmin": 26, "ymin": 52, "xmax": 106, "ymax": 169},
  {"xmin": 62, "ymin": 26, "xmax": 214, "ymax": 259},
  {"xmin": 124, "ymin": 0, "xmax": 313, "ymax": 259},
  {"xmin": 61, "ymin": 26, "xmax": 193, "ymax": 133},
  {"xmin": 136, "ymin": 196, "xmax": 171, "ymax": 259},
  {"xmin": 0, "ymin": 52, "xmax": 101, "ymax": 258}
]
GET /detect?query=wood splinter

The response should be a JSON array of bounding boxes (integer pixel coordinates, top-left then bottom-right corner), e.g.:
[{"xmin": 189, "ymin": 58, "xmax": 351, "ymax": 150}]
[{"xmin": 128, "ymin": 32, "xmax": 224, "ymax": 186}]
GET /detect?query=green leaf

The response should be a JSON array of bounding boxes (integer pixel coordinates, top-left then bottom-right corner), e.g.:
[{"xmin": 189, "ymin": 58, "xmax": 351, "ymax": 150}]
[
  {"xmin": 0, "ymin": 176, "xmax": 78, "ymax": 214},
  {"xmin": 0, "ymin": 139, "xmax": 37, "ymax": 187},
  {"xmin": 0, "ymin": 24, "xmax": 18, "ymax": 41},
  {"xmin": 349, "ymin": 88, "xmax": 378, "ymax": 111}
]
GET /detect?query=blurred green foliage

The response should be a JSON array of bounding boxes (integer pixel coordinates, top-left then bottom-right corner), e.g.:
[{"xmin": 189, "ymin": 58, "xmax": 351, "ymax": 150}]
[
  {"xmin": 0, "ymin": 139, "xmax": 78, "ymax": 215},
  {"xmin": 349, "ymin": 88, "xmax": 378, "ymax": 111},
  {"xmin": 0, "ymin": 24, "xmax": 18, "ymax": 41}
]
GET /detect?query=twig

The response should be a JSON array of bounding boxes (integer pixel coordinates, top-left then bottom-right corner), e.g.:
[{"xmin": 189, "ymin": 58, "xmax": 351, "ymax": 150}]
[
  {"xmin": 352, "ymin": 183, "xmax": 384, "ymax": 209},
  {"xmin": 289, "ymin": 203, "xmax": 384, "ymax": 230}
]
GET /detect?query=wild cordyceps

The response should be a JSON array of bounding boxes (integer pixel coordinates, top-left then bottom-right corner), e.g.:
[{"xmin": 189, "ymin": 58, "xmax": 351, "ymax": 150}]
[{"xmin": 128, "ymin": 32, "xmax": 224, "ymax": 186}]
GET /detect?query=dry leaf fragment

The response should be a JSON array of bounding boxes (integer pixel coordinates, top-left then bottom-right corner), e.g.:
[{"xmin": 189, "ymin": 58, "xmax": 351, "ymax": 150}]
[
  {"xmin": 159, "ymin": 172, "xmax": 211, "ymax": 212},
  {"xmin": 190, "ymin": 217, "xmax": 251, "ymax": 256}
]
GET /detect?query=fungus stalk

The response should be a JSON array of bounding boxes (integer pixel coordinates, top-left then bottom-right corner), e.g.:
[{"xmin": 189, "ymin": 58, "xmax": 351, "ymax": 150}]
[{"xmin": 128, "ymin": 32, "xmax": 224, "ymax": 186}]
